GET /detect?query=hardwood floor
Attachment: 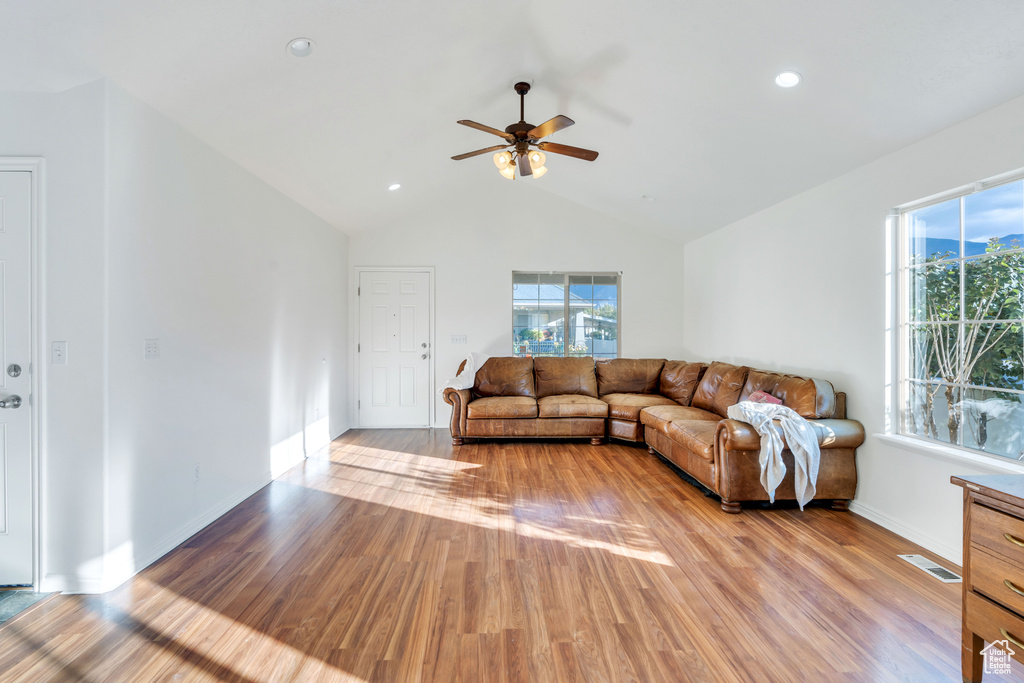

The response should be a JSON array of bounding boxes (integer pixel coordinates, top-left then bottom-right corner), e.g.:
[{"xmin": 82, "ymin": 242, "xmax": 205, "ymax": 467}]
[{"xmin": 0, "ymin": 429, "xmax": 1017, "ymax": 682}]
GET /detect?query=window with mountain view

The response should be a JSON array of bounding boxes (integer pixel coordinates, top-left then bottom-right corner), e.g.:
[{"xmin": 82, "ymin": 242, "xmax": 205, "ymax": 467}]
[
  {"xmin": 512, "ymin": 272, "xmax": 619, "ymax": 358},
  {"xmin": 902, "ymin": 178, "xmax": 1024, "ymax": 461}
]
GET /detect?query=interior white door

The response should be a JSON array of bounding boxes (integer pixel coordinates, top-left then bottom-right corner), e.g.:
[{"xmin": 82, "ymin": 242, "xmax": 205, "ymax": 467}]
[
  {"xmin": 0, "ymin": 171, "xmax": 34, "ymax": 586},
  {"xmin": 358, "ymin": 270, "xmax": 431, "ymax": 427}
]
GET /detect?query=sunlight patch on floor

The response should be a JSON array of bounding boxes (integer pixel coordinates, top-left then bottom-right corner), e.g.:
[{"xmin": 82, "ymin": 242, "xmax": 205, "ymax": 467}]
[
  {"xmin": 289, "ymin": 443, "xmax": 675, "ymax": 567},
  {"xmin": 122, "ymin": 578, "xmax": 368, "ymax": 682}
]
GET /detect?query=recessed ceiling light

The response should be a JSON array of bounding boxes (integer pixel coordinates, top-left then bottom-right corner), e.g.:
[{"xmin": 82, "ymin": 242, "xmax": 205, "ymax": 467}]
[
  {"xmin": 641, "ymin": 194, "xmax": 655, "ymax": 202},
  {"xmin": 775, "ymin": 71, "xmax": 802, "ymax": 88},
  {"xmin": 287, "ymin": 38, "xmax": 315, "ymax": 57},
  {"xmin": 388, "ymin": 183, "xmax": 401, "ymax": 191}
]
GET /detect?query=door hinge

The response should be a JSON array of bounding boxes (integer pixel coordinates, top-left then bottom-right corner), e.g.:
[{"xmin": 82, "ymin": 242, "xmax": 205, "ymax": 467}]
[
  {"xmin": 358, "ymin": 286, "xmax": 360, "ymax": 296},
  {"xmin": 358, "ymin": 400, "xmax": 361, "ymax": 409},
  {"xmin": 358, "ymin": 343, "xmax": 361, "ymax": 352}
]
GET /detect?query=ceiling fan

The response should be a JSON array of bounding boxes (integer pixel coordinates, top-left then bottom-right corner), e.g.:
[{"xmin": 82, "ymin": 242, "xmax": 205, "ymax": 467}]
[{"xmin": 451, "ymin": 82, "xmax": 599, "ymax": 179}]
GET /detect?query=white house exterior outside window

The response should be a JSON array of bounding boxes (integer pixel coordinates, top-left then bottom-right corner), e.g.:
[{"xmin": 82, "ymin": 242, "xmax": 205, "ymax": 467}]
[{"xmin": 512, "ymin": 272, "xmax": 620, "ymax": 358}]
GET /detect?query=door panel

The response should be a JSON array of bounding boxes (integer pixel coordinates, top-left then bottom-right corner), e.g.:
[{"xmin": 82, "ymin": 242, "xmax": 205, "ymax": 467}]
[
  {"xmin": 358, "ymin": 271, "xmax": 431, "ymax": 427},
  {"xmin": 0, "ymin": 171, "xmax": 33, "ymax": 586}
]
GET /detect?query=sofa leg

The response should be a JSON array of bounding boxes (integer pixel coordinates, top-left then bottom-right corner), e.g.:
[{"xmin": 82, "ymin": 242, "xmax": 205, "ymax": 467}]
[
  {"xmin": 721, "ymin": 500, "xmax": 742, "ymax": 514},
  {"xmin": 648, "ymin": 446, "xmax": 656, "ymax": 455},
  {"xmin": 590, "ymin": 437, "xmax": 604, "ymax": 445},
  {"xmin": 452, "ymin": 437, "xmax": 464, "ymax": 446},
  {"xmin": 831, "ymin": 499, "xmax": 851, "ymax": 511}
]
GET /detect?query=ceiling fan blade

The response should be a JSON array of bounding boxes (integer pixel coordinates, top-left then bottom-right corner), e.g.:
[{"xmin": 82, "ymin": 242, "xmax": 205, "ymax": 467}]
[
  {"xmin": 517, "ymin": 152, "xmax": 532, "ymax": 177},
  {"xmin": 457, "ymin": 120, "xmax": 515, "ymax": 142},
  {"xmin": 451, "ymin": 144, "xmax": 510, "ymax": 161},
  {"xmin": 536, "ymin": 141, "xmax": 599, "ymax": 162},
  {"xmin": 528, "ymin": 115, "xmax": 575, "ymax": 140}
]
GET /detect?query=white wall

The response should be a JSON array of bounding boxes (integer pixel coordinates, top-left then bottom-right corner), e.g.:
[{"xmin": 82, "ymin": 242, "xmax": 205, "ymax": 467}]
[
  {"xmin": 349, "ymin": 187, "xmax": 689, "ymax": 427},
  {"xmin": 0, "ymin": 80, "xmax": 349, "ymax": 593},
  {"xmin": 683, "ymin": 93, "xmax": 1024, "ymax": 564},
  {"xmin": 101, "ymin": 82, "xmax": 350, "ymax": 589}
]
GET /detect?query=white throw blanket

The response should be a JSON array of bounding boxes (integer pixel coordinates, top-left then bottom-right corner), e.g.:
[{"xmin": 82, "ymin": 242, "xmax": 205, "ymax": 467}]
[
  {"xmin": 440, "ymin": 352, "xmax": 490, "ymax": 391},
  {"xmin": 726, "ymin": 401, "xmax": 820, "ymax": 509}
]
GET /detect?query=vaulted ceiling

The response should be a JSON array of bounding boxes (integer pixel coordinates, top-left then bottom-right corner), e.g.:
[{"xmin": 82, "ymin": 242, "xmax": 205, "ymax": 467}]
[{"xmin": 5, "ymin": 0, "xmax": 1024, "ymax": 242}]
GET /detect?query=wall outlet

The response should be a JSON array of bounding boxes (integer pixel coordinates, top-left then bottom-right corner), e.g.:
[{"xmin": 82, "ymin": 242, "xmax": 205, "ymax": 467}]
[
  {"xmin": 51, "ymin": 341, "xmax": 68, "ymax": 365},
  {"xmin": 451, "ymin": 335, "xmax": 467, "ymax": 344},
  {"xmin": 193, "ymin": 463, "xmax": 201, "ymax": 482},
  {"xmin": 144, "ymin": 339, "xmax": 160, "ymax": 360}
]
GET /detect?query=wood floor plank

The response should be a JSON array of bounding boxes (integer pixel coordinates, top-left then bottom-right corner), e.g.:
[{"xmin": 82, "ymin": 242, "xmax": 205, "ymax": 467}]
[{"xmin": 1, "ymin": 428, "xmax": 1019, "ymax": 682}]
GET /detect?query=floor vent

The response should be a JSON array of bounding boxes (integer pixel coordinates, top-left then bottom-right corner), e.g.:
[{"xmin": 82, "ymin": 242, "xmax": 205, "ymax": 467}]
[{"xmin": 898, "ymin": 554, "xmax": 962, "ymax": 583}]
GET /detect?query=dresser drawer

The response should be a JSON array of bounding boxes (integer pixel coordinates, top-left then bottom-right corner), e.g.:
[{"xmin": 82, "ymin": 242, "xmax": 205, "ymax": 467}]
[
  {"xmin": 972, "ymin": 545, "xmax": 1024, "ymax": 618},
  {"xmin": 972, "ymin": 503, "xmax": 1024, "ymax": 564},
  {"xmin": 967, "ymin": 591, "xmax": 1024, "ymax": 666}
]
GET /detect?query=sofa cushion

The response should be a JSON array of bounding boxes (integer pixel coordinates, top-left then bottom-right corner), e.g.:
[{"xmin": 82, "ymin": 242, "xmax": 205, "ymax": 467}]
[
  {"xmin": 660, "ymin": 361, "xmax": 708, "ymax": 405},
  {"xmin": 596, "ymin": 358, "xmax": 665, "ymax": 395},
  {"xmin": 474, "ymin": 357, "xmax": 535, "ymax": 398},
  {"xmin": 739, "ymin": 370, "xmax": 783, "ymax": 403},
  {"xmin": 691, "ymin": 362, "xmax": 750, "ymax": 417},
  {"xmin": 664, "ymin": 420, "xmax": 718, "ymax": 461},
  {"xmin": 775, "ymin": 375, "xmax": 836, "ymax": 419},
  {"xmin": 537, "ymin": 394, "xmax": 609, "ymax": 418},
  {"xmin": 639, "ymin": 404, "xmax": 720, "ymax": 433},
  {"xmin": 467, "ymin": 396, "xmax": 538, "ymax": 419},
  {"xmin": 534, "ymin": 357, "xmax": 598, "ymax": 398},
  {"xmin": 600, "ymin": 393, "xmax": 678, "ymax": 421}
]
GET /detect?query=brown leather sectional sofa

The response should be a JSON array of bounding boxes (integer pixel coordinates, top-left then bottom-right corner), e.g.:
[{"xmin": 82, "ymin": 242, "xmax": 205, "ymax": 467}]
[{"xmin": 442, "ymin": 357, "xmax": 865, "ymax": 513}]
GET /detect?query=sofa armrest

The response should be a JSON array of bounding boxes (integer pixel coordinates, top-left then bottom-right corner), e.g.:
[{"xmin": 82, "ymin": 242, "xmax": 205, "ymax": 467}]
[
  {"xmin": 443, "ymin": 388, "xmax": 471, "ymax": 438},
  {"xmin": 716, "ymin": 418, "xmax": 865, "ymax": 451}
]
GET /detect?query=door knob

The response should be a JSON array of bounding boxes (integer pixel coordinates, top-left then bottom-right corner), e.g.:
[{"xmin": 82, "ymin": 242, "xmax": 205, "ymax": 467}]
[
  {"xmin": 0, "ymin": 395, "xmax": 22, "ymax": 409},
  {"xmin": 421, "ymin": 353, "xmax": 429, "ymax": 360},
  {"xmin": 7, "ymin": 364, "xmax": 21, "ymax": 378}
]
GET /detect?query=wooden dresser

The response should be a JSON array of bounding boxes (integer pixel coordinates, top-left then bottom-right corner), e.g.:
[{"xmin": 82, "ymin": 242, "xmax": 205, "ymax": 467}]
[{"xmin": 952, "ymin": 474, "xmax": 1024, "ymax": 682}]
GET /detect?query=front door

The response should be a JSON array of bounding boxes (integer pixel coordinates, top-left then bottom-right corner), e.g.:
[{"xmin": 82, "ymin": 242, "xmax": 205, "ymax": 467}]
[
  {"xmin": 358, "ymin": 270, "xmax": 431, "ymax": 427},
  {"xmin": 0, "ymin": 171, "xmax": 34, "ymax": 586}
]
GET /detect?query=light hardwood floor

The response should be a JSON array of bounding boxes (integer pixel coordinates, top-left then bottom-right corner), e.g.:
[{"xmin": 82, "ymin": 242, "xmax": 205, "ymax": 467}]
[{"xmin": 0, "ymin": 429, "xmax": 1018, "ymax": 682}]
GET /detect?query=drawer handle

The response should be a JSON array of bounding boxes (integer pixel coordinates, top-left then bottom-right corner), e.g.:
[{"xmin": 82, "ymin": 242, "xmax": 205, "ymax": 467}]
[
  {"xmin": 1001, "ymin": 628, "xmax": 1024, "ymax": 651},
  {"xmin": 1005, "ymin": 579, "xmax": 1024, "ymax": 598},
  {"xmin": 1005, "ymin": 533, "xmax": 1024, "ymax": 548}
]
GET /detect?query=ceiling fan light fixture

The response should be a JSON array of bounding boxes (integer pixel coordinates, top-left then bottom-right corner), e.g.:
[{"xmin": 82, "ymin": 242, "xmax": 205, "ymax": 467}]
[
  {"xmin": 498, "ymin": 163, "xmax": 516, "ymax": 180},
  {"xmin": 528, "ymin": 150, "xmax": 547, "ymax": 178},
  {"xmin": 493, "ymin": 151, "xmax": 512, "ymax": 169}
]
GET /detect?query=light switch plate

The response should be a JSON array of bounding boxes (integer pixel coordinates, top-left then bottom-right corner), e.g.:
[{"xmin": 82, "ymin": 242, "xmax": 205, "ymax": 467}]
[
  {"xmin": 451, "ymin": 335, "xmax": 467, "ymax": 344},
  {"xmin": 52, "ymin": 341, "xmax": 68, "ymax": 365},
  {"xmin": 144, "ymin": 339, "xmax": 160, "ymax": 360}
]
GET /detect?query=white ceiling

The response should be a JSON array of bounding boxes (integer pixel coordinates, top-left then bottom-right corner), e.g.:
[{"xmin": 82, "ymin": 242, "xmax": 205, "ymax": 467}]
[{"xmin": 4, "ymin": 0, "xmax": 1024, "ymax": 242}]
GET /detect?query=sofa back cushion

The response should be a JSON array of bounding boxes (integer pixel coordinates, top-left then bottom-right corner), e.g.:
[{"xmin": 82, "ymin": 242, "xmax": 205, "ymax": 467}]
[
  {"xmin": 474, "ymin": 357, "xmax": 536, "ymax": 398},
  {"xmin": 596, "ymin": 358, "xmax": 665, "ymax": 395},
  {"xmin": 534, "ymin": 357, "xmax": 598, "ymax": 398},
  {"xmin": 739, "ymin": 370, "xmax": 783, "ymax": 402},
  {"xmin": 738, "ymin": 369, "xmax": 837, "ymax": 418},
  {"xmin": 659, "ymin": 361, "xmax": 708, "ymax": 405},
  {"xmin": 775, "ymin": 375, "xmax": 836, "ymax": 418},
  {"xmin": 691, "ymin": 362, "xmax": 750, "ymax": 417}
]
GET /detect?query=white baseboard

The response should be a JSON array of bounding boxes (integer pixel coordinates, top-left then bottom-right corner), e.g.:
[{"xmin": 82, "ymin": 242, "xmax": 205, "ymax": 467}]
[
  {"xmin": 849, "ymin": 499, "xmax": 962, "ymax": 567},
  {"xmin": 48, "ymin": 475, "xmax": 274, "ymax": 595},
  {"xmin": 39, "ymin": 573, "xmax": 105, "ymax": 595}
]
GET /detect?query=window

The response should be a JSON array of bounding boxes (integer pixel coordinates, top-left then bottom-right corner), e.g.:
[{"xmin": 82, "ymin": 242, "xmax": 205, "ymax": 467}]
[
  {"xmin": 512, "ymin": 272, "xmax": 619, "ymax": 358},
  {"xmin": 899, "ymin": 176, "xmax": 1024, "ymax": 461}
]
